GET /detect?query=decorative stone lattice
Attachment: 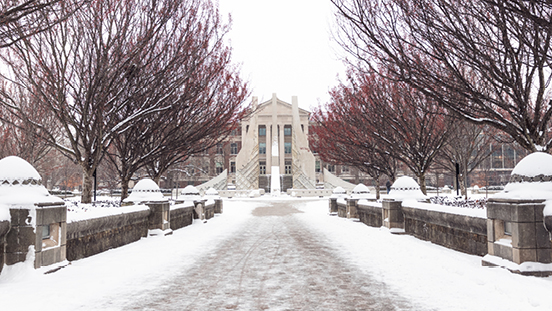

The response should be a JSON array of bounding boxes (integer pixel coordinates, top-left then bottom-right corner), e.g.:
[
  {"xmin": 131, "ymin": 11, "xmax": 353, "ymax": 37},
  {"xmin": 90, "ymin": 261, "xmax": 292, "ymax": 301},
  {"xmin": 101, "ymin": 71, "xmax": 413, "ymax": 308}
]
[
  {"xmin": 235, "ymin": 152, "xmax": 259, "ymax": 190},
  {"xmin": 510, "ymin": 174, "xmax": 552, "ymax": 183}
]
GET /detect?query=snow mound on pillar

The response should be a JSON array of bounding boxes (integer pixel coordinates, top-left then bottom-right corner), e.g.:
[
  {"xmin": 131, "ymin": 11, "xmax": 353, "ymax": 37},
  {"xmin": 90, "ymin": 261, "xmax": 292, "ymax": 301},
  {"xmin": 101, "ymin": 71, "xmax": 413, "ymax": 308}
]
[
  {"xmin": 495, "ymin": 152, "xmax": 552, "ymax": 201},
  {"xmin": 389, "ymin": 176, "xmax": 427, "ymax": 202},
  {"xmin": 124, "ymin": 178, "xmax": 166, "ymax": 203},
  {"xmin": 350, "ymin": 184, "xmax": 371, "ymax": 200},
  {"xmin": 330, "ymin": 186, "xmax": 347, "ymax": 199},
  {"xmin": 0, "ymin": 156, "xmax": 63, "ymax": 210},
  {"xmin": 205, "ymin": 187, "xmax": 220, "ymax": 199},
  {"xmin": 181, "ymin": 185, "xmax": 202, "ymax": 201}
]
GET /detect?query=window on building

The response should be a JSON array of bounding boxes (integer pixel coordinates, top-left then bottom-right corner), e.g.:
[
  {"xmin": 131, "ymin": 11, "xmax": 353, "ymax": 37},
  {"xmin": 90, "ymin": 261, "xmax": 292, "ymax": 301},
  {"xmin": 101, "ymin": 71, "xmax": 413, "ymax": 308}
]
[
  {"xmin": 203, "ymin": 165, "xmax": 209, "ymax": 175},
  {"xmin": 216, "ymin": 143, "xmax": 223, "ymax": 155},
  {"xmin": 230, "ymin": 143, "xmax": 238, "ymax": 155},
  {"xmin": 259, "ymin": 142, "xmax": 266, "ymax": 154},
  {"xmin": 315, "ymin": 161, "xmax": 320, "ymax": 173},
  {"xmin": 327, "ymin": 164, "xmax": 335, "ymax": 173},
  {"xmin": 342, "ymin": 165, "xmax": 349, "ymax": 173},
  {"xmin": 284, "ymin": 142, "xmax": 291, "ymax": 154},
  {"xmin": 230, "ymin": 161, "xmax": 236, "ymax": 173},
  {"xmin": 259, "ymin": 161, "xmax": 266, "ymax": 175},
  {"xmin": 284, "ymin": 125, "xmax": 292, "ymax": 136},
  {"xmin": 216, "ymin": 162, "xmax": 223, "ymax": 174},
  {"xmin": 285, "ymin": 161, "xmax": 292, "ymax": 175},
  {"xmin": 259, "ymin": 126, "xmax": 266, "ymax": 136}
]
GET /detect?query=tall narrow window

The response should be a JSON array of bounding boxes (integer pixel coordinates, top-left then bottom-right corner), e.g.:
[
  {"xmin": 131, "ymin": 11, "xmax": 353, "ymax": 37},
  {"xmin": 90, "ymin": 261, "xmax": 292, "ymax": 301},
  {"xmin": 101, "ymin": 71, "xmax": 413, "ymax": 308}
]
[
  {"xmin": 259, "ymin": 142, "xmax": 266, "ymax": 154},
  {"xmin": 230, "ymin": 143, "xmax": 238, "ymax": 154},
  {"xmin": 216, "ymin": 143, "xmax": 223, "ymax": 155},
  {"xmin": 285, "ymin": 161, "xmax": 292, "ymax": 175},
  {"xmin": 230, "ymin": 161, "xmax": 236, "ymax": 173},
  {"xmin": 284, "ymin": 142, "xmax": 291, "ymax": 154},
  {"xmin": 259, "ymin": 161, "xmax": 266, "ymax": 175},
  {"xmin": 315, "ymin": 161, "xmax": 321, "ymax": 173},
  {"xmin": 259, "ymin": 125, "xmax": 266, "ymax": 136},
  {"xmin": 216, "ymin": 162, "xmax": 223, "ymax": 174}
]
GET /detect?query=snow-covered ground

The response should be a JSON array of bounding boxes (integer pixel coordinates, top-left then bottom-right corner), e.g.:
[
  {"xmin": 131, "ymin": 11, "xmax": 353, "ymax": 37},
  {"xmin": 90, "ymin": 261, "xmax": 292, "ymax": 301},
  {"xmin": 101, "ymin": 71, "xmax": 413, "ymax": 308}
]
[{"xmin": 1, "ymin": 197, "xmax": 551, "ymax": 310}]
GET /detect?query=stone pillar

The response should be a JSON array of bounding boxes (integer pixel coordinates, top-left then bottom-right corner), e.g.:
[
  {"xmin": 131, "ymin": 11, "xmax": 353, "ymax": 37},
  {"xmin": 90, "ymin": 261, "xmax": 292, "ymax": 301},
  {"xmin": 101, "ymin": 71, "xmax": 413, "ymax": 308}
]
[
  {"xmin": 382, "ymin": 199, "xmax": 404, "ymax": 232},
  {"xmin": 0, "ymin": 220, "xmax": 9, "ymax": 274},
  {"xmin": 6, "ymin": 203, "xmax": 67, "ymax": 269},
  {"xmin": 329, "ymin": 198, "xmax": 338, "ymax": 214},
  {"xmin": 147, "ymin": 201, "xmax": 171, "ymax": 232},
  {"xmin": 347, "ymin": 199, "xmax": 358, "ymax": 219},
  {"xmin": 5, "ymin": 208, "xmax": 34, "ymax": 266},
  {"xmin": 484, "ymin": 198, "xmax": 551, "ymax": 274},
  {"xmin": 192, "ymin": 200, "xmax": 205, "ymax": 220},
  {"xmin": 35, "ymin": 204, "xmax": 67, "ymax": 269},
  {"xmin": 214, "ymin": 199, "xmax": 223, "ymax": 214}
]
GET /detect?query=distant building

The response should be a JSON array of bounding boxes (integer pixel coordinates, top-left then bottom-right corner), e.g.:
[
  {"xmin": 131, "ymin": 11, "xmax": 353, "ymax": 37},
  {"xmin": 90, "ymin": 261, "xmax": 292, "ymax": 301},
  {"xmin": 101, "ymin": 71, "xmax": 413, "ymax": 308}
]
[{"xmin": 171, "ymin": 94, "xmax": 370, "ymax": 192}]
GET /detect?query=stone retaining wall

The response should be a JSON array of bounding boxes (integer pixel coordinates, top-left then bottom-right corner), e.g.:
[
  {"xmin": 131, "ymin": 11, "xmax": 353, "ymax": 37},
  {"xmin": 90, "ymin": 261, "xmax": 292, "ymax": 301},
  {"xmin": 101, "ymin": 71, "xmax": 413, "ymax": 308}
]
[
  {"xmin": 343, "ymin": 198, "xmax": 487, "ymax": 256},
  {"xmin": 66, "ymin": 210, "xmax": 150, "ymax": 261},
  {"xmin": 402, "ymin": 205, "xmax": 487, "ymax": 256},
  {"xmin": 170, "ymin": 204, "xmax": 194, "ymax": 231},
  {"xmin": 357, "ymin": 202, "xmax": 382, "ymax": 227},
  {"xmin": 0, "ymin": 220, "xmax": 9, "ymax": 274}
]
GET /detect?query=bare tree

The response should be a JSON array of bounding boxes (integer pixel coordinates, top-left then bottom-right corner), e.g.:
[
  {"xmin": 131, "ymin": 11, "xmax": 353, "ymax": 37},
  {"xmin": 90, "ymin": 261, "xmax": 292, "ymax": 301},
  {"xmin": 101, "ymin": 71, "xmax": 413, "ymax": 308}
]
[
  {"xmin": 332, "ymin": 0, "xmax": 552, "ymax": 152},
  {"xmin": 0, "ymin": 0, "xmax": 207, "ymax": 203},
  {"xmin": 0, "ymin": 0, "xmax": 86, "ymax": 48},
  {"xmin": 435, "ymin": 120, "xmax": 498, "ymax": 198},
  {"xmin": 321, "ymin": 69, "xmax": 451, "ymax": 194},
  {"xmin": 0, "ymin": 88, "xmax": 57, "ymax": 167},
  {"xmin": 311, "ymin": 104, "xmax": 397, "ymax": 199}
]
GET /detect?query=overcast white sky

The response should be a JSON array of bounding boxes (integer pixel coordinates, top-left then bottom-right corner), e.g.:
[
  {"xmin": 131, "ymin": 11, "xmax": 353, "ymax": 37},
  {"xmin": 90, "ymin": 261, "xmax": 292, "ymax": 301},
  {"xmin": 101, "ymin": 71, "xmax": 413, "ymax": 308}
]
[{"xmin": 218, "ymin": 0, "xmax": 347, "ymax": 111}]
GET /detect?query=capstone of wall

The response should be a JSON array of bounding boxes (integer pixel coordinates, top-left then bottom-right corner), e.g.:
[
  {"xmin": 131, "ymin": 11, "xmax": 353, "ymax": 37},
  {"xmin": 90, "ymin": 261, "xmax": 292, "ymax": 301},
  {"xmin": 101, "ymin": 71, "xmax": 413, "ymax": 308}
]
[
  {"xmin": 402, "ymin": 205, "xmax": 487, "ymax": 256},
  {"xmin": 66, "ymin": 209, "xmax": 150, "ymax": 261}
]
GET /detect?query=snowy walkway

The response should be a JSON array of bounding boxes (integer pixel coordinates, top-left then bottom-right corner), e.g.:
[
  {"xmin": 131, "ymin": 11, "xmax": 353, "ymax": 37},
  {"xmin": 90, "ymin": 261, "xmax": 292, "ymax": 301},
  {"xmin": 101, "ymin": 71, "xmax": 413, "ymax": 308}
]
[
  {"xmin": 1, "ymin": 197, "xmax": 552, "ymax": 311},
  {"xmin": 125, "ymin": 201, "xmax": 414, "ymax": 310}
]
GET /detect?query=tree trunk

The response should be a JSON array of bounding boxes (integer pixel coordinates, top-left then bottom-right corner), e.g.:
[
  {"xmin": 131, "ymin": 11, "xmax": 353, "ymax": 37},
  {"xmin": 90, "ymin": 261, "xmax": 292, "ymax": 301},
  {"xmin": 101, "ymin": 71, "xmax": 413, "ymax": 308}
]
[
  {"xmin": 153, "ymin": 174, "xmax": 162, "ymax": 186},
  {"xmin": 418, "ymin": 173, "xmax": 427, "ymax": 195},
  {"xmin": 81, "ymin": 166, "xmax": 94, "ymax": 204},
  {"xmin": 120, "ymin": 176, "xmax": 131, "ymax": 202},
  {"xmin": 374, "ymin": 176, "xmax": 380, "ymax": 200}
]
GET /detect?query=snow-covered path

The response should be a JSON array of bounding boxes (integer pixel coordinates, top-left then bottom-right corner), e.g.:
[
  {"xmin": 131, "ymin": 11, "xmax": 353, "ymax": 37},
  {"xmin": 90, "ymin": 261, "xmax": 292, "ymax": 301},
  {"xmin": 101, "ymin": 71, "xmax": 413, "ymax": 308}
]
[
  {"xmin": 124, "ymin": 201, "xmax": 414, "ymax": 310},
  {"xmin": 2, "ymin": 197, "xmax": 552, "ymax": 311}
]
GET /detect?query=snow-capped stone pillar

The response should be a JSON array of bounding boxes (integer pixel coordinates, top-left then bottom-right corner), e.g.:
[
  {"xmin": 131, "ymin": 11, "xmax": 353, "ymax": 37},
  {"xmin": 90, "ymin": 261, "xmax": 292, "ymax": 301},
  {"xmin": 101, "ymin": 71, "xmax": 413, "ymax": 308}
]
[
  {"xmin": 329, "ymin": 187, "xmax": 346, "ymax": 214},
  {"xmin": 0, "ymin": 156, "xmax": 67, "ymax": 269},
  {"xmin": 181, "ymin": 185, "xmax": 208, "ymax": 220},
  {"xmin": 384, "ymin": 176, "xmax": 428, "ymax": 233},
  {"xmin": 382, "ymin": 199, "xmax": 404, "ymax": 231},
  {"xmin": 124, "ymin": 179, "xmax": 171, "ymax": 236},
  {"xmin": 346, "ymin": 199, "xmax": 358, "ymax": 219},
  {"xmin": 205, "ymin": 188, "xmax": 223, "ymax": 214},
  {"xmin": 347, "ymin": 184, "xmax": 372, "ymax": 219},
  {"xmin": 482, "ymin": 152, "xmax": 552, "ymax": 275}
]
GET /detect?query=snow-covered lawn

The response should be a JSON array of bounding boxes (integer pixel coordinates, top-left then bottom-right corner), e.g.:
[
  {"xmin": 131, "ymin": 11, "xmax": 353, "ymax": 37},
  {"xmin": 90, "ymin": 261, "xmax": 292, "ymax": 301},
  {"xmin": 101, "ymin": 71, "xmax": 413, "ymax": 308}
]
[{"xmin": 1, "ymin": 197, "xmax": 551, "ymax": 310}]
